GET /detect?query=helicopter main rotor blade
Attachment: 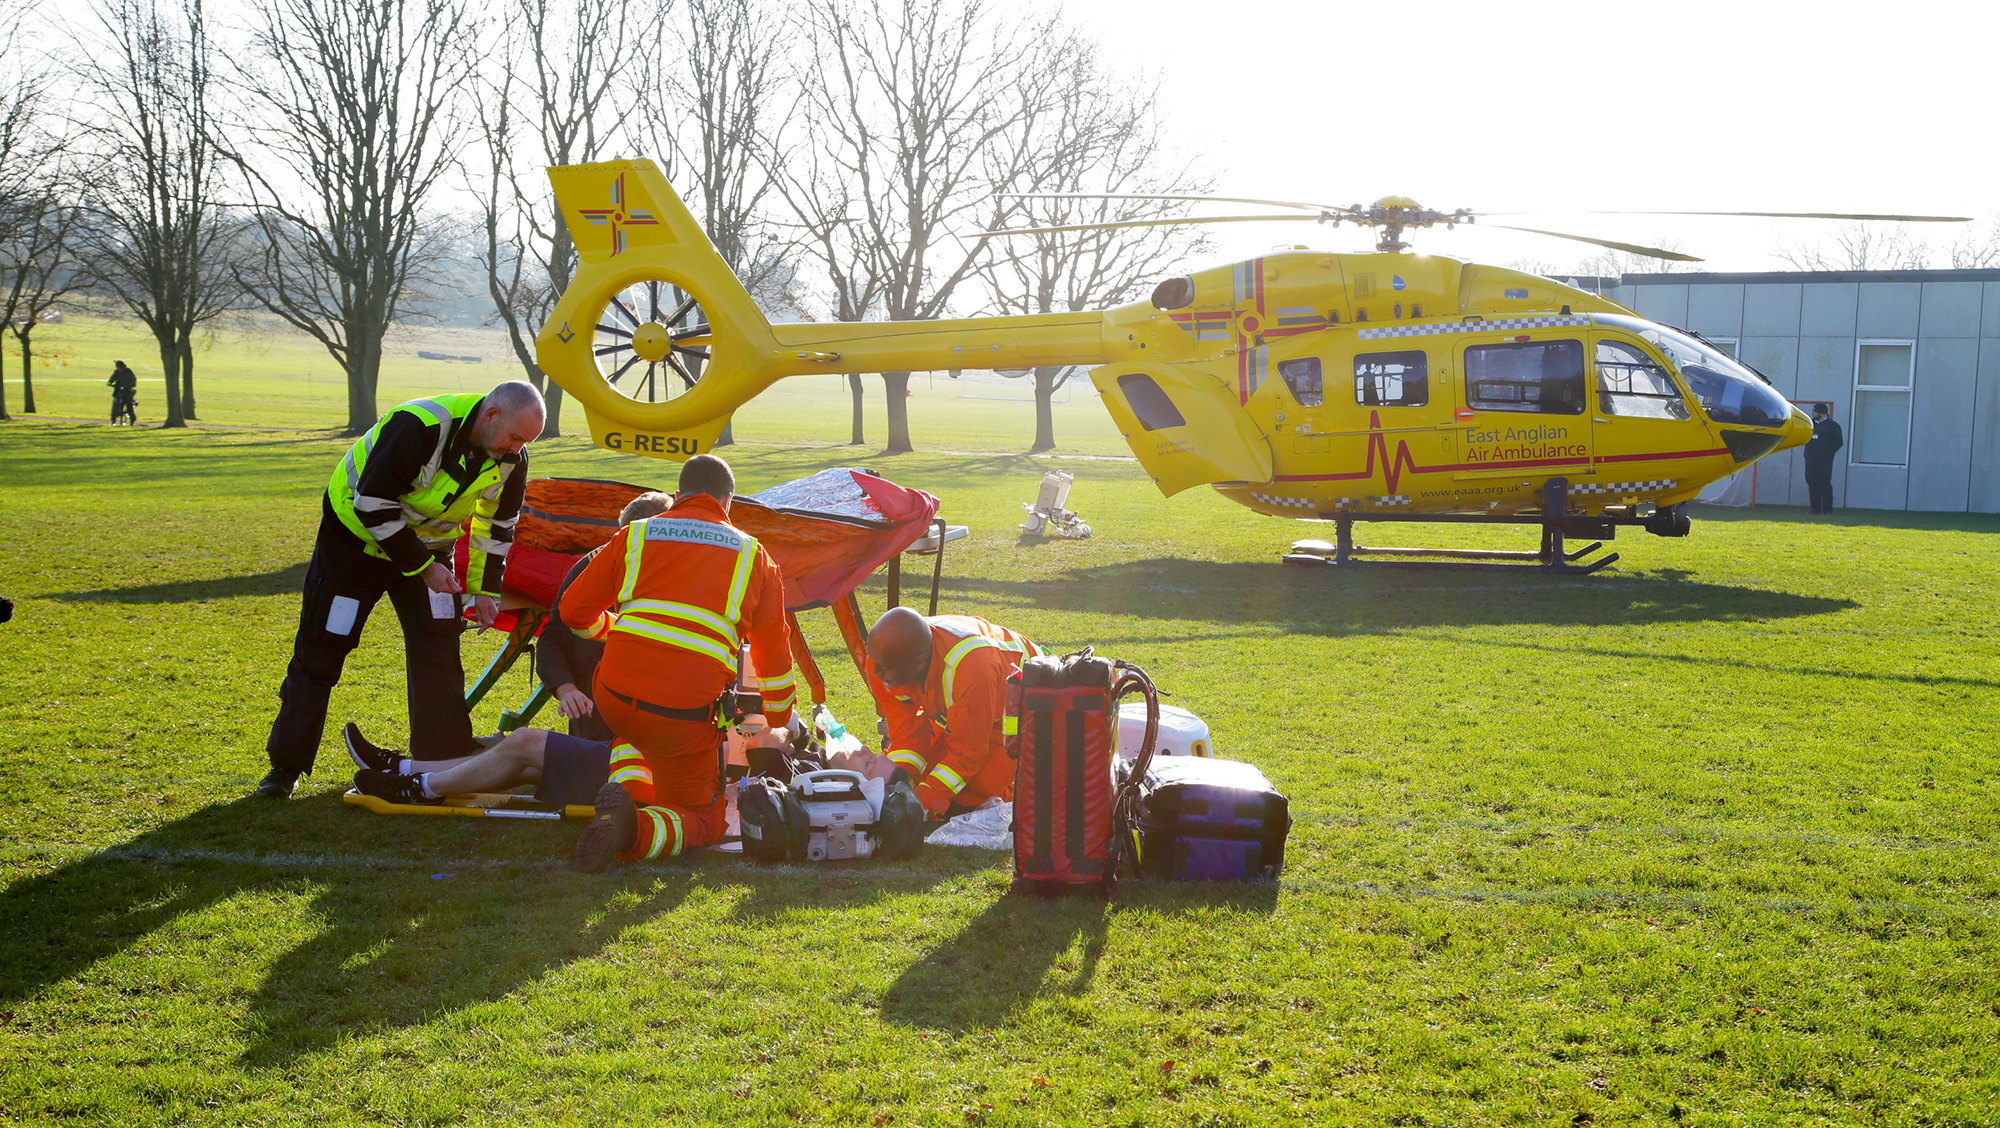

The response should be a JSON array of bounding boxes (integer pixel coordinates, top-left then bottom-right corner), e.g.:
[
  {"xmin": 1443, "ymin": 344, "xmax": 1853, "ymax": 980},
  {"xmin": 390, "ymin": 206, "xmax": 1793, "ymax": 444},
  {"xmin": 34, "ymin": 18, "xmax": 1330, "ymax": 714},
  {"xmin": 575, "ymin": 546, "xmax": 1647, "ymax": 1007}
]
[
  {"xmin": 1004, "ymin": 192, "xmax": 1354, "ymax": 215},
  {"xmin": 1480, "ymin": 210, "xmax": 1972, "ymax": 223},
  {"xmin": 1479, "ymin": 224, "xmax": 1704, "ymax": 262},
  {"xmin": 979, "ymin": 213, "xmax": 1323, "ymax": 238}
]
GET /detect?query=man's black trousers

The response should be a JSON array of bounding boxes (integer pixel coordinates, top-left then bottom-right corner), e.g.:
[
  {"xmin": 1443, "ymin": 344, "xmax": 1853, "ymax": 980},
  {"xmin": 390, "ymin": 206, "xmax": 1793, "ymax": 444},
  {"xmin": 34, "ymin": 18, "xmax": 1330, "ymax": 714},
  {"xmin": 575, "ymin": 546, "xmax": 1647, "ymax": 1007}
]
[
  {"xmin": 1805, "ymin": 458, "xmax": 1835, "ymax": 513},
  {"xmin": 265, "ymin": 497, "xmax": 472, "ymax": 776}
]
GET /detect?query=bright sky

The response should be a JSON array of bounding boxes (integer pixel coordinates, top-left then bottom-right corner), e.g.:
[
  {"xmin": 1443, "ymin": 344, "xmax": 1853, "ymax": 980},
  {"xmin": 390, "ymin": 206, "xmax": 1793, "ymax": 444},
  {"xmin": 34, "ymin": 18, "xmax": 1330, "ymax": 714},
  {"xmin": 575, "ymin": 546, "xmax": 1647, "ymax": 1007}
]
[{"xmin": 1072, "ymin": 0, "xmax": 2000, "ymax": 274}]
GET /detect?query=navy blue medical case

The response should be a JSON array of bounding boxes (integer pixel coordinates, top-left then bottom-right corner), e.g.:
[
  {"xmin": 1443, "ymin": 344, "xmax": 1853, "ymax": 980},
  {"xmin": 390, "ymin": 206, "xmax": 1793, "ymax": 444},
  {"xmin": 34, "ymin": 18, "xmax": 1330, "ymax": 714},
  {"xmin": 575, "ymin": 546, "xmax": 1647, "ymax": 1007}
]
[{"xmin": 1125, "ymin": 757, "xmax": 1289, "ymax": 880}]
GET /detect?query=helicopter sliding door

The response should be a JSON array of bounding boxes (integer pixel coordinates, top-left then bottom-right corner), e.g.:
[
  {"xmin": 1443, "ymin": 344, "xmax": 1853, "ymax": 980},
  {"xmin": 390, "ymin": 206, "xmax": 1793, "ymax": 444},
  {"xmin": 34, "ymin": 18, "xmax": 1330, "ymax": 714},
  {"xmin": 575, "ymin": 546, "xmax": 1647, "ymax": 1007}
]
[
  {"xmin": 1091, "ymin": 362, "xmax": 1273, "ymax": 496},
  {"xmin": 1315, "ymin": 348, "xmax": 1457, "ymax": 504},
  {"xmin": 1454, "ymin": 336, "xmax": 1592, "ymax": 506}
]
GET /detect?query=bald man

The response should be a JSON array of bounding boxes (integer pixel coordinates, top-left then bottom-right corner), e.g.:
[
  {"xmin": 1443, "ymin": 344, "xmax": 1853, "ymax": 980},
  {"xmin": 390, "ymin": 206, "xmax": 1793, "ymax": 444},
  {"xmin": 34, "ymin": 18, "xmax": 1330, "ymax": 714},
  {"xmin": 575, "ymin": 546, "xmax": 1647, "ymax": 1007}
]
[{"xmin": 862, "ymin": 608, "xmax": 1044, "ymax": 817}]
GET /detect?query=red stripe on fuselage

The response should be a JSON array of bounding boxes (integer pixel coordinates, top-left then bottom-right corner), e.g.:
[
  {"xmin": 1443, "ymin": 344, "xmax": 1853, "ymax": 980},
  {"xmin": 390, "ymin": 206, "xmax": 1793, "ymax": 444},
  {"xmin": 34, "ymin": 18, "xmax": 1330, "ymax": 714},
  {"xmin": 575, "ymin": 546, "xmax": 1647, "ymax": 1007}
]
[{"xmin": 1273, "ymin": 430, "xmax": 1729, "ymax": 490}]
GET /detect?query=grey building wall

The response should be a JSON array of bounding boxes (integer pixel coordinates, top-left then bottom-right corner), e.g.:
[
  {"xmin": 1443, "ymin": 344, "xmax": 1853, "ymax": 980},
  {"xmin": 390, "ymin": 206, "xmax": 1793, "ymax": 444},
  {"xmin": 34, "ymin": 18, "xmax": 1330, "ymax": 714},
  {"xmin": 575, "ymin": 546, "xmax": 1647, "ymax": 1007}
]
[{"xmin": 1605, "ymin": 268, "xmax": 2000, "ymax": 513}]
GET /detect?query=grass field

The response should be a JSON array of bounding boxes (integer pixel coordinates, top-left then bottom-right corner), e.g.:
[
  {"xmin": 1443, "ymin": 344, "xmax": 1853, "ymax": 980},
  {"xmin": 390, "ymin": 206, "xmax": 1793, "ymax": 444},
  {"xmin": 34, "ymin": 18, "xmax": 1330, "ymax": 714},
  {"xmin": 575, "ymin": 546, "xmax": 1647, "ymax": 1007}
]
[{"xmin": 2, "ymin": 375, "xmax": 1998, "ymax": 1123}]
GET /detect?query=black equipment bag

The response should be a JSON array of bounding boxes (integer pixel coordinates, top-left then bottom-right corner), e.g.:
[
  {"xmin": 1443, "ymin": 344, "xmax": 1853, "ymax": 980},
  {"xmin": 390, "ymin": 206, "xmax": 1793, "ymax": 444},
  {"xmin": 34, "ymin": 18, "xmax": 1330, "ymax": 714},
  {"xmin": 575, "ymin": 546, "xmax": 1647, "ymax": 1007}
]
[
  {"xmin": 1127, "ymin": 757, "xmax": 1290, "ymax": 881},
  {"xmin": 737, "ymin": 775, "xmax": 809, "ymax": 863}
]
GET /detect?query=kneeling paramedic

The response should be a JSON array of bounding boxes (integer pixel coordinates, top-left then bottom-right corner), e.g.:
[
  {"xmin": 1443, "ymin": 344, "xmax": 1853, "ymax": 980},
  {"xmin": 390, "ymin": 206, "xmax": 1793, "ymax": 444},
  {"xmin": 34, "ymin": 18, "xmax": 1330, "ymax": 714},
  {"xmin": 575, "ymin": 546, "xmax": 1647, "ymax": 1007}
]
[
  {"xmin": 258, "ymin": 381, "xmax": 543, "ymax": 799},
  {"xmin": 863, "ymin": 608, "xmax": 1043, "ymax": 818},
  {"xmin": 561, "ymin": 454, "xmax": 798, "ymax": 871}
]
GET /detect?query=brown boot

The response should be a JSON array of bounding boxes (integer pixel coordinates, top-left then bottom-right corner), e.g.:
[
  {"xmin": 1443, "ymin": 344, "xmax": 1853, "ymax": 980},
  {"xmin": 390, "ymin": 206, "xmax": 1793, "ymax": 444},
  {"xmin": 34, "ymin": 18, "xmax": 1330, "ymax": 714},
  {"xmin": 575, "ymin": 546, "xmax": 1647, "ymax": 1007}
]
[{"xmin": 574, "ymin": 781, "xmax": 637, "ymax": 873}]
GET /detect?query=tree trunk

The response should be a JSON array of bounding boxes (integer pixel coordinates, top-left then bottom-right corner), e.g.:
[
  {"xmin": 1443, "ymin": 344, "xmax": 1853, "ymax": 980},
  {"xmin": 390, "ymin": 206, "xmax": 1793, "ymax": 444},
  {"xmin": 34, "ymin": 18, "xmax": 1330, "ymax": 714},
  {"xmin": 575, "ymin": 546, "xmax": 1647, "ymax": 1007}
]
[
  {"xmin": 0, "ymin": 335, "xmax": 11, "ymax": 421},
  {"xmin": 159, "ymin": 335, "xmax": 187, "ymax": 427},
  {"xmin": 180, "ymin": 335, "xmax": 196, "ymax": 419},
  {"xmin": 1031, "ymin": 365, "xmax": 1059, "ymax": 452},
  {"xmin": 882, "ymin": 371, "xmax": 912, "ymax": 454},
  {"xmin": 542, "ymin": 377, "xmax": 563, "ymax": 438},
  {"xmin": 848, "ymin": 373, "xmax": 866, "ymax": 444},
  {"xmin": 17, "ymin": 331, "xmax": 34, "ymax": 413},
  {"xmin": 715, "ymin": 419, "xmax": 735, "ymax": 447},
  {"xmin": 346, "ymin": 331, "xmax": 379, "ymax": 435}
]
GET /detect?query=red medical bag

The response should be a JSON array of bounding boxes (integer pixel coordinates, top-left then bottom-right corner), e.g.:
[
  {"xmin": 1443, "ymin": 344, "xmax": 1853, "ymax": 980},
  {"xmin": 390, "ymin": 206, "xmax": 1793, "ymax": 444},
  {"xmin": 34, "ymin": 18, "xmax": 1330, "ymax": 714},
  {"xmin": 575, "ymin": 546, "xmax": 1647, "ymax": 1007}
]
[{"xmin": 1007, "ymin": 649, "xmax": 1158, "ymax": 897}]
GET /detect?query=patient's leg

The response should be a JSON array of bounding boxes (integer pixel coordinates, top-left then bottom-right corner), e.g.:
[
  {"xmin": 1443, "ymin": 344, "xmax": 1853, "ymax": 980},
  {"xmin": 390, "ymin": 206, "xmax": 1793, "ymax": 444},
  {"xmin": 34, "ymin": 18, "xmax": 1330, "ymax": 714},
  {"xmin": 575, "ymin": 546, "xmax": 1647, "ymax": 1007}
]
[{"xmin": 418, "ymin": 728, "xmax": 548, "ymax": 795}]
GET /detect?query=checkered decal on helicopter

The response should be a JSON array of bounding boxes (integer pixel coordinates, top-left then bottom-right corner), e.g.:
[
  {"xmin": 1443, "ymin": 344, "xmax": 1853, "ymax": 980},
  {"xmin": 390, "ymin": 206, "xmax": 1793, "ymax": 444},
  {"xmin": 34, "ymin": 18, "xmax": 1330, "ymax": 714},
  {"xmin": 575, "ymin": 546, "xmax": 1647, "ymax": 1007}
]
[
  {"xmin": 1356, "ymin": 315, "xmax": 1591, "ymax": 341},
  {"xmin": 1368, "ymin": 495, "xmax": 1412, "ymax": 506},
  {"xmin": 1251, "ymin": 492, "xmax": 1317, "ymax": 508},
  {"xmin": 1569, "ymin": 479, "xmax": 1679, "ymax": 494}
]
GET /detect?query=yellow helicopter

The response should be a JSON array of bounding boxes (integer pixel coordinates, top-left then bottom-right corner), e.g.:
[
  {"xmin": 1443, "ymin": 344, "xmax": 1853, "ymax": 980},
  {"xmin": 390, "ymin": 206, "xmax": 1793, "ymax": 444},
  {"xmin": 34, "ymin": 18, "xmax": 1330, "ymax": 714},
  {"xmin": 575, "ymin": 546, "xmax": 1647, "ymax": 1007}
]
[{"xmin": 534, "ymin": 159, "xmax": 1966, "ymax": 572}]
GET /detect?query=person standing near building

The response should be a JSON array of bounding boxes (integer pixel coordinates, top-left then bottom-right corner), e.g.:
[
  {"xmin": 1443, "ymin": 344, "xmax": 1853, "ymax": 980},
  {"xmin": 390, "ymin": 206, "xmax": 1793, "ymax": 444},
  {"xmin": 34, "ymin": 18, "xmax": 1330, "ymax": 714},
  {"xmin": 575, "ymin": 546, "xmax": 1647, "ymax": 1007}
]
[
  {"xmin": 107, "ymin": 361, "xmax": 137, "ymax": 425},
  {"xmin": 1803, "ymin": 403, "xmax": 1844, "ymax": 514},
  {"xmin": 256, "ymin": 381, "xmax": 544, "ymax": 799}
]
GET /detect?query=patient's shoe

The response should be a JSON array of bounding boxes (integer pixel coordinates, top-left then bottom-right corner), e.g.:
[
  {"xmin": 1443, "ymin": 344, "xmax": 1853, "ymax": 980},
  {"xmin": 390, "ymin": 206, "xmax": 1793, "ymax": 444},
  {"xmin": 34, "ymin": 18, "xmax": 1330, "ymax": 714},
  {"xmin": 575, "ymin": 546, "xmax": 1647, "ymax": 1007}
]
[
  {"xmin": 574, "ymin": 781, "xmax": 637, "ymax": 873},
  {"xmin": 353, "ymin": 768, "xmax": 437, "ymax": 805},
  {"xmin": 344, "ymin": 722, "xmax": 407, "ymax": 773}
]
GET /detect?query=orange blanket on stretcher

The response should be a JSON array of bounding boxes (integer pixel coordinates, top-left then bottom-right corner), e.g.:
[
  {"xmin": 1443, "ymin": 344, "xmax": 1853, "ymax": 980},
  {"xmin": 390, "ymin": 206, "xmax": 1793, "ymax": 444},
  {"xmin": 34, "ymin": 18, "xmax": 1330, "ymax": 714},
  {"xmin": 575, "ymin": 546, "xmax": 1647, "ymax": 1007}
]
[{"xmin": 455, "ymin": 470, "xmax": 941, "ymax": 629}]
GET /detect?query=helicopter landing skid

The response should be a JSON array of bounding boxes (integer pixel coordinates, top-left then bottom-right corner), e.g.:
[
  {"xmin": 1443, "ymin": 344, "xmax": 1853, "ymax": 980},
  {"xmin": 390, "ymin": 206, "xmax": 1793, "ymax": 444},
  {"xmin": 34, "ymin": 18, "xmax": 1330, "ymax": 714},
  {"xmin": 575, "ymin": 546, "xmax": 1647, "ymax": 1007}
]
[{"xmin": 1280, "ymin": 479, "xmax": 1690, "ymax": 575}]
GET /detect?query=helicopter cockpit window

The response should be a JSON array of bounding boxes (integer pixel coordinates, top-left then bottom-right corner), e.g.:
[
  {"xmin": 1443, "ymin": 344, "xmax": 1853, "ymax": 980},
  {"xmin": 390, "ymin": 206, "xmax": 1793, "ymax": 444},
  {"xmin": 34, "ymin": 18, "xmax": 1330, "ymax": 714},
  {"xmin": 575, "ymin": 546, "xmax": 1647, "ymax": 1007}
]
[
  {"xmin": 1596, "ymin": 339, "xmax": 1690, "ymax": 420},
  {"xmin": 1278, "ymin": 357, "xmax": 1323, "ymax": 407},
  {"xmin": 1592, "ymin": 314, "xmax": 1793, "ymax": 428},
  {"xmin": 1464, "ymin": 340, "xmax": 1585, "ymax": 414},
  {"xmin": 1116, "ymin": 372, "xmax": 1187, "ymax": 431},
  {"xmin": 1354, "ymin": 350, "xmax": 1428, "ymax": 407}
]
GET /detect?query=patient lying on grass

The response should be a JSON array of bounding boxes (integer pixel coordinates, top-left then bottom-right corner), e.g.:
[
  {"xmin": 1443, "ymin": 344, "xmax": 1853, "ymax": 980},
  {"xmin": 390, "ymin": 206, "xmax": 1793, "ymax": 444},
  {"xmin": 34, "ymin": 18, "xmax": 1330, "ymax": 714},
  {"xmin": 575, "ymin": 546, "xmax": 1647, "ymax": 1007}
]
[{"xmin": 345, "ymin": 722, "xmax": 615, "ymax": 809}]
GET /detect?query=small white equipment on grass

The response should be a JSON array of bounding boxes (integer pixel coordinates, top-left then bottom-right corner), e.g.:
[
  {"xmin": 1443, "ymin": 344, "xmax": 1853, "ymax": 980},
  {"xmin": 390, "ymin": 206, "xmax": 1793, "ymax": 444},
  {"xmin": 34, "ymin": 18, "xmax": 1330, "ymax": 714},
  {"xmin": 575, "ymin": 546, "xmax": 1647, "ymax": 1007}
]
[
  {"xmin": 791, "ymin": 769, "xmax": 880, "ymax": 861},
  {"xmin": 1020, "ymin": 470, "xmax": 1091, "ymax": 539},
  {"xmin": 1117, "ymin": 702, "xmax": 1212, "ymax": 761}
]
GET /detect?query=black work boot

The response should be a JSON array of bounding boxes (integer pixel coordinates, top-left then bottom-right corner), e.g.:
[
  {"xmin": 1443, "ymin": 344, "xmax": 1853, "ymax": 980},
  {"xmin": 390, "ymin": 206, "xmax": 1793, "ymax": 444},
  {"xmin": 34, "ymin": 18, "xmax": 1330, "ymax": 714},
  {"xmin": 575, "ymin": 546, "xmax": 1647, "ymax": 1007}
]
[
  {"xmin": 254, "ymin": 767, "xmax": 300, "ymax": 800},
  {"xmin": 574, "ymin": 782, "xmax": 637, "ymax": 873}
]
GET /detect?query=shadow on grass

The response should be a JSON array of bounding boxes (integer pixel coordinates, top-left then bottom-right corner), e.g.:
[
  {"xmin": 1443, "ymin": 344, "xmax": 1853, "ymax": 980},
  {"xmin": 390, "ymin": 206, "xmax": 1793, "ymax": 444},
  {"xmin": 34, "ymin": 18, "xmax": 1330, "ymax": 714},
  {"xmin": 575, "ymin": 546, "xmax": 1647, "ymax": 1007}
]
[
  {"xmin": 45, "ymin": 562, "xmax": 309, "ymax": 603},
  {"xmin": 881, "ymin": 880, "xmax": 1278, "ymax": 1033},
  {"xmin": 937, "ymin": 558, "xmax": 1857, "ymax": 635},
  {"xmin": 0, "ymin": 790, "xmax": 978, "ymax": 1070}
]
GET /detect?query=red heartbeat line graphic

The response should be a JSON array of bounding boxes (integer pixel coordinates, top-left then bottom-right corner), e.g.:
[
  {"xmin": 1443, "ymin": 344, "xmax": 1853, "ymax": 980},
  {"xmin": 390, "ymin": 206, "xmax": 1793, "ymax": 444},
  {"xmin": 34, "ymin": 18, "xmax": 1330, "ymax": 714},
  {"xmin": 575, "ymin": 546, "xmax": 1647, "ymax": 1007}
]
[{"xmin": 1274, "ymin": 413, "xmax": 1728, "ymax": 492}]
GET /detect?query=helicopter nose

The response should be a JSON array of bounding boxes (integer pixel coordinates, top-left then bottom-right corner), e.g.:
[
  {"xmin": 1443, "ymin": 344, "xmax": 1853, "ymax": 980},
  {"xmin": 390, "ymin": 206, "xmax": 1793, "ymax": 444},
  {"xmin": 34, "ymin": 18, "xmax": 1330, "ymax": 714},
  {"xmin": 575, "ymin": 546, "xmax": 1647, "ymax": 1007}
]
[{"xmin": 1776, "ymin": 405, "xmax": 1813, "ymax": 453}]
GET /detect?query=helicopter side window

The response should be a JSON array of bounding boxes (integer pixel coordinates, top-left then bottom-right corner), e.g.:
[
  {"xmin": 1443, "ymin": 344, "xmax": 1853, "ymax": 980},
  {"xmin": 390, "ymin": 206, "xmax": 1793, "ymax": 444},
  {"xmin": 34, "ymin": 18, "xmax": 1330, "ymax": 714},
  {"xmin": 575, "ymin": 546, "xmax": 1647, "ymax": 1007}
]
[
  {"xmin": 1596, "ymin": 340, "xmax": 1690, "ymax": 420},
  {"xmin": 1354, "ymin": 350, "xmax": 1428, "ymax": 407},
  {"xmin": 1278, "ymin": 357, "xmax": 1323, "ymax": 407},
  {"xmin": 1465, "ymin": 339, "xmax": 1585, "ymax": 415}
]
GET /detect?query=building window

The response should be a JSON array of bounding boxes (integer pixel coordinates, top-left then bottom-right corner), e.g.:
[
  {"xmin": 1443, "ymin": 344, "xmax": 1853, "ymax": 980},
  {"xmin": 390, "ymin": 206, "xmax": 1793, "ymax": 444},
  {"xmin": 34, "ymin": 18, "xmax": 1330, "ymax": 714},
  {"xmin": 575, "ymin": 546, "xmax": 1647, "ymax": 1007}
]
[
  {"xmin": 1851, "ymin": 340, "xmax": 1913, "ymax": 466},
  {"xmin": 1706, "ymin": 337, "xmax": 1739, "ymax": 359},
  {"xmin": 1465, "ymin": 339, "xmax": 1585, "ymax": 414},
  {"xmin": 1278, "ymin": 357, "xmax": 1322, "ymax": 407},
  {"xmin": 1354, "ymin": 350, "xmax": 1428, "ymax": 407}
]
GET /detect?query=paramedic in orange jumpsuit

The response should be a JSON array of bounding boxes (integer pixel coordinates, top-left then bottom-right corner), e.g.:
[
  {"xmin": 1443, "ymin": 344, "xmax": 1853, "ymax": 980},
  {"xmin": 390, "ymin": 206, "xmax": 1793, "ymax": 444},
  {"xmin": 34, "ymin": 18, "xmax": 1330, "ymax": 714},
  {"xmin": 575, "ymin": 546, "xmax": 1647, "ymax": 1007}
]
[
  {"xmin": 561, "ymin": 454, "xmax": 797, "ymax": 871},
  {"xmin": 862, "ymin": 607, "xmax": 1043, "ymax": 818}
]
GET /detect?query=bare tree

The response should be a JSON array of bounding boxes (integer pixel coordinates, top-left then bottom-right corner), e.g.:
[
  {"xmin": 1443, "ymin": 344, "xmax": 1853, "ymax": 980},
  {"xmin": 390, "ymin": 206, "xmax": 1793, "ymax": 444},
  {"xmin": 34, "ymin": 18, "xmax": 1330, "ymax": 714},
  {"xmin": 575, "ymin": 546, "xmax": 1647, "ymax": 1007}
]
[
  {"xmin": 2, "ymin": 192, "xmax": 90, "ymax": 417},
  {"xmin": 638, "ymin": 0, "xmax": 789, "ymax": 445},
  {"xmin": 475, "ymin": 0, "xmax": 655, "ymax": 439},
  {"xmin": 1944, "ymin": 214, "xmax": 2000, "ymax": 269},
  {"xmin": 778, "ymin": 0, "xmax": 1079, "ymax": 453},
  {"xmin": 0, "ymin": 0, "xmax": 60, "ymax": 422},
  {"xmin": 1776, "ymin": 222, "xmax": 1932, "ymax": 271},
  {"xmin": 83, "ymin": 0, "xmax": 238, "ymax": 428},
  {"xmin": 980, "ymin": 65, "xmax": 1214, "ymax": 451},
  {"xmin": 228, "ymin": 0, "xmax": 478, "ymax": 435}
]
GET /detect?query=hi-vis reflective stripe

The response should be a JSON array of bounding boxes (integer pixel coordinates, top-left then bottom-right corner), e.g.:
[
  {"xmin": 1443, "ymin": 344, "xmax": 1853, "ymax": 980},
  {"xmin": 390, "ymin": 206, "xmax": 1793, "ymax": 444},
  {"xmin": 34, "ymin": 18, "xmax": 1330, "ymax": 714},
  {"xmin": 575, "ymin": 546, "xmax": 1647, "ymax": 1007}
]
[
  {"xmin": 928, "ymin": 764, "xmax": 968, "ymax": 794},
  {"xmin": 610, "ymin": 617, "xmax": 739, "ymax": 670},
  {"xmin": 888, "ymin": 750, "xmax": 928, "ymax": 776},
  {"xmin": 618, "ymin": 519, "xmax": 648, "ymax": 604},
  {"xmin": 608, "ymin": 746, "xmax": 652, "ymax": 788},
  {"xmin": 724, "ymin": 535, "xmax": 758, "ymax": 622},
  {"xmin": 620, "ymin": 599, "xmax": 736, "ymax": 639},
  {"xmin": 640, "ymin": 807, "xmax": 685, "ymax": 859},
  {"xmin": 941, "ymin": 635, "xmax": 1036, "ymax": 705}
]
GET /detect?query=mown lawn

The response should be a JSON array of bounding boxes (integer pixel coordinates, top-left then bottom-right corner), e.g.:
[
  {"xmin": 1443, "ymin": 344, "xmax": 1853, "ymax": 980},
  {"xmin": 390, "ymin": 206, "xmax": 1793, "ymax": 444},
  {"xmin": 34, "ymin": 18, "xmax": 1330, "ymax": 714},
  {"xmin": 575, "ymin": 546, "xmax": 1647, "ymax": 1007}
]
[{"xmin": 1, "ymin": 415, "xmax": 1996, "ymax": 1126}]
